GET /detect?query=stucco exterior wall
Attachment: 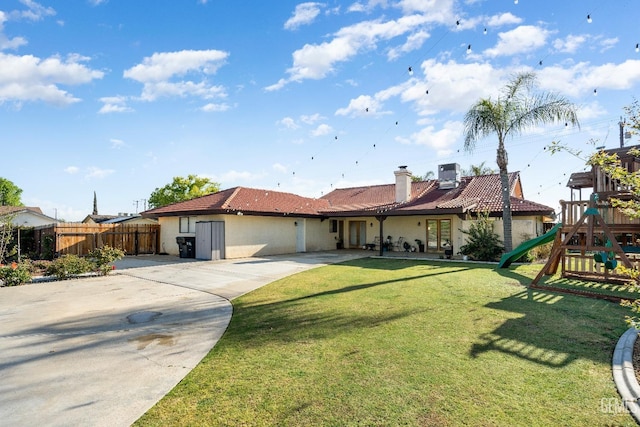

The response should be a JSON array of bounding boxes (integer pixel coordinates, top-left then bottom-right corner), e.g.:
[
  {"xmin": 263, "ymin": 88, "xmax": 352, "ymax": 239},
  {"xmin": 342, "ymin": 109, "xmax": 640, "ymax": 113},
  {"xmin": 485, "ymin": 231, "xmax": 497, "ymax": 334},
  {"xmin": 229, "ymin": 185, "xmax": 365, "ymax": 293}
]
[
  {"xmin": 158, "ymin": 214, "xmax": 337, "ymax": 259},
  {"xmin": 157, "ymin": 212, "xmax": 549, "ymax": 259}
]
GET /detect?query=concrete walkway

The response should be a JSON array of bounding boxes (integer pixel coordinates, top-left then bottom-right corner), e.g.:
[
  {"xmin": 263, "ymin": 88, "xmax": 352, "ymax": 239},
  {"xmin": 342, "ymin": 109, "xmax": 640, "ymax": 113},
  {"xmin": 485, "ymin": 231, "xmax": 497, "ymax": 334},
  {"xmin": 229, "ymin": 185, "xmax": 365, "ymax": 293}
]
[{"xmin": 0, "ymin": 251, "xmax": 366, "ymax": 427}]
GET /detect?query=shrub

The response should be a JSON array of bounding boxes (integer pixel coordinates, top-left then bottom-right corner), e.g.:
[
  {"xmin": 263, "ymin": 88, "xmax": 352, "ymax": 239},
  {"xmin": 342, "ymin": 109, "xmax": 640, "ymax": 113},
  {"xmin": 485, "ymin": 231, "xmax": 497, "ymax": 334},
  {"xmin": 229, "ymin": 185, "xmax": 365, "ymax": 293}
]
[
  {"xmin": 0, "ymin": 263, "xmax": 32, "ymax": 286},
  {"xmin": 88, "ymin": 245, "xmax": 125, "ymax": 276},
  {"xmin": 42, "ymin": 235, "xmax": 55, "ymax": 260},
  {"xmin": 528, "ymin": 241, "xmax": 553, "ymax": 262},
  {"xmin": 45, "ymin": 254, "xmax": 94, "ymax": 280},
  {"xmin": 459, "ymin": 212, "xmax": 505, "ymax": 261}
]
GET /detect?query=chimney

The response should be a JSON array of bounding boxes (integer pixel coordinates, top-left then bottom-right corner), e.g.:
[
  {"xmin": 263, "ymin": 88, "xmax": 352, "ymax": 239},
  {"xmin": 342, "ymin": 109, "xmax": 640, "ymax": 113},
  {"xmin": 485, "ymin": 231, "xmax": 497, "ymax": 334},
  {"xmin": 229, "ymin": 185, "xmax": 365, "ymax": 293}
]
[{"xmin": 394, "ymin": 165, "xmax": 412, "ymax": 203}]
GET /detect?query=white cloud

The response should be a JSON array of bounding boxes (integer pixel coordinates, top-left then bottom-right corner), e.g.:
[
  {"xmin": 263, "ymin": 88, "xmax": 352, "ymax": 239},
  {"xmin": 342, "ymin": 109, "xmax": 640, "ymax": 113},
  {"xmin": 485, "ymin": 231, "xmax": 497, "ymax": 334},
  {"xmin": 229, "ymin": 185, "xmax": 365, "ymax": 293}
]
[
  {"xmin": 539, "ymin": 60, "xmax": 640, "ymax": 97},
  {"xmin": 575, "ymin": 102, "xmax": 607, "ymax": 121},
  {"xmin": 598, "ymin": 37, "xmax": 618, "ymax": 52},
  {"xmin": 0, "ymin": 12, "xmax": 27, "ymax": 50},
  {"xmin": 484, "ymin": 25, "xmax": 551, "ymax": 57},
  {"xmin": 123, "ymin": 50, "xmax": 229, "ymax": 103},
  {"xmin": 553, "ymin": 34, "xmax": 587, "ymax": 54},
  {"xmin": 141, "ymin": 81, "xmax": 226, "ymax": 101},
  {"xmin": 98, "ymin": 95, "xmax": 133, "ymax": 114},
  {"xmin": 85, "ymin": 166, "xmax": 115, "ymax": 179},
  {"xmin": 401, "ymin": 120, "xmax": 463, "ymax": 156},
  {"xmin": 412, "ymin": 59, "xmax": 505, "ymax": 113},
  {"xmin": 278, "ymin": 116, "xmax": 299, "ymax": 129},
  {"xmin": 110, "ymin": 138, "xmax": 125, "ymax": 148},
  {"xmin": 311, "ymin": 123, "xmax": 333, "ymax": 136},
  {"xmin": 348, "ymin": 0, "xmax": 389, "ymax": 13},
  {"xmin": 124, "ymin": 50, "xmax": 228, "ymax": 82},
  {"xmin": 0, "ymin": 52, "xmax": 104, "ymax": 106},
  {"xmin": 300, "ymin": 113, "xmax": 324, "ymax": 124},
  {"xmin": 201, "ymin": 102, "xmax": 230, "ymax": 112},
  {"xmin": 1, "ymin": 2, "xmax": 55, "ymax": 50},
  {"xmin": 268, "ymin": 13, "xmax": 431, "ymax": 89},
  {"xmin": 486, "ymin": 12, "xmax": 522, "ymax": 28},
  {"xmin": 64, "ymin": 166, "xmax": 79, "ymax": 174},
  {"xmin": 284, "ymin": 2, "xmax": 323, "ymax": 30},
  {"xmin": 335, "ymin": 94, "xmax": 390, "ymax": 116},
  {"xmin": 9, "ymin": 0, "xmax": 56, "ymax": 22},
  {"xmin": 396, "ymin": 0, "xmax": 455, "ymax": 23},
  {"xmin": 273, "ymin": 163, "xmax": 288, "ymax": 173},
  {"xmin": 387, "ymin": 29, "xmax": 429, "ymax": 60}
]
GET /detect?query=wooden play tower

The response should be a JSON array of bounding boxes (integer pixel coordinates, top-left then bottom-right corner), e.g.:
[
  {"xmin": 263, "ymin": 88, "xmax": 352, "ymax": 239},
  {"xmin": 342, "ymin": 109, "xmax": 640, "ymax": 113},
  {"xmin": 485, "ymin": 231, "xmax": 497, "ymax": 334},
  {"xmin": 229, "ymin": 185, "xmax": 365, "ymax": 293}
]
[{"xmin": 532, "ymin": 145, "xmax": 640, "ymax": 285}]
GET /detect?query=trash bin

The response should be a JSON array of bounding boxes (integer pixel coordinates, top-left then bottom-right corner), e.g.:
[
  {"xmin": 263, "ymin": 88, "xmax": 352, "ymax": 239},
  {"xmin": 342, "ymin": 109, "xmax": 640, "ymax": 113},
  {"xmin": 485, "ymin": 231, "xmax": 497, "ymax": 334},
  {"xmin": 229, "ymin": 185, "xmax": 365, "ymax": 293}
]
[{"xmin": 176, "ymin": 236, "xmax": 196, "ymax": 258}]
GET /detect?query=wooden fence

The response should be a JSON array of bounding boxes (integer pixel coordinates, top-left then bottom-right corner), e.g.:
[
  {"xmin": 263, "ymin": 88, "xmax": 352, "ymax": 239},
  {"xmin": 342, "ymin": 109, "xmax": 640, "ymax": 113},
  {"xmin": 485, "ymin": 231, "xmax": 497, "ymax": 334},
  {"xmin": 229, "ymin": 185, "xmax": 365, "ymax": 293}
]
[{"xmin": 32, "ymin": 223, "xmax": 160, "ymax": 258}]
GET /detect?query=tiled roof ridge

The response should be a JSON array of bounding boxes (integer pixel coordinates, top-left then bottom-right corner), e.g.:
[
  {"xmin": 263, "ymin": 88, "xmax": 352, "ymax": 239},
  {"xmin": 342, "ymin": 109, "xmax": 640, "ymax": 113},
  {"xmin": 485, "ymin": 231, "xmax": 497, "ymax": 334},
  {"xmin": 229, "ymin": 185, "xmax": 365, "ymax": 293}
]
[{"xmin": 220, "ymin": 187, "xmax": 244, "ymax": 210}]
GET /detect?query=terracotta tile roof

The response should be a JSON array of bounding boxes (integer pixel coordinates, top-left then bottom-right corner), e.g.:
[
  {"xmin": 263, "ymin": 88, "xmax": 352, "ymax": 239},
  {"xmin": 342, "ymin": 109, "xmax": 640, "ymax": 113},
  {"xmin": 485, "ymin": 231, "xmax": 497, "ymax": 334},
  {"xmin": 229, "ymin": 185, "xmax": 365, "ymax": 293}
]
[
  {"xmin": 142, "ymin": 173, "xmax": 554, "ymax": 219},
  {"xmin": 397, "ymin": 174, "xmax": 510, "ymax": 212},
  {"xmin": 322, "ymin": 172, "xmax": 553, "ymax": 216},
  {"xmin": 319, "ymin": 181, "xmax": 435, "ymax": 213},
  {"xmin": 143, "ymin": 187, "xmax": 331, "ymax": 217}
]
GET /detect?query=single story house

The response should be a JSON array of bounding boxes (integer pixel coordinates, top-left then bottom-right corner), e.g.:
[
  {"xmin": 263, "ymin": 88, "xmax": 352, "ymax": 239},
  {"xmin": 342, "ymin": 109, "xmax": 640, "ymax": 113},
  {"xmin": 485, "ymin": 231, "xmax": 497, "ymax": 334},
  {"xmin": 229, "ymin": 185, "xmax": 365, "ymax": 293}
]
[
  {"xmin": 141, "ymin": 164, "xmax": 554, "ymax": 260},
  {"xmin": 0, "ymin": 206, "xmax": 59, "ymax": 227}
]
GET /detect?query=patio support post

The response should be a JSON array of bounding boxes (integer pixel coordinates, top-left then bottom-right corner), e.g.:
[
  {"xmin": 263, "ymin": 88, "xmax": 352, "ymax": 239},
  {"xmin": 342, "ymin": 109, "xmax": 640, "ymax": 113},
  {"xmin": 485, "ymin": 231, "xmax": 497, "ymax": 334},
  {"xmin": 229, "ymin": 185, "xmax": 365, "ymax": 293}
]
[{"xmin": 376, "ymin": 215, "xmax": 387, "ymax": 256}]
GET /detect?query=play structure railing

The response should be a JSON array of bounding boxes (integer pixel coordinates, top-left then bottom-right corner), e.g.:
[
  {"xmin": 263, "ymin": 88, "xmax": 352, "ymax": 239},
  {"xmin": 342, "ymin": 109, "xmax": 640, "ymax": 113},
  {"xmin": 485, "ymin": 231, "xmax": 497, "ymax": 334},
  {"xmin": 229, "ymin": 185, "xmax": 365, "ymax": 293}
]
[
  {"xmin": 561, "ymin": 252, "xmax": 640, "ymax": 283},
  {"xmin": 561, "ymin": 200, "xmax": 640, "ymax": 227}
]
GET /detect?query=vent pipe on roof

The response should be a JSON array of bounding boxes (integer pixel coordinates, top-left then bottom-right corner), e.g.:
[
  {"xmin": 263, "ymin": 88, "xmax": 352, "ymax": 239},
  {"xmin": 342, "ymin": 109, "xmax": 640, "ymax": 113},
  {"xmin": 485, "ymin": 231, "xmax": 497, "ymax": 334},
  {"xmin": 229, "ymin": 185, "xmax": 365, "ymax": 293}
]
[{"xmin": 395, "ymin": 165, "xmax": 412, "ymax": 203}]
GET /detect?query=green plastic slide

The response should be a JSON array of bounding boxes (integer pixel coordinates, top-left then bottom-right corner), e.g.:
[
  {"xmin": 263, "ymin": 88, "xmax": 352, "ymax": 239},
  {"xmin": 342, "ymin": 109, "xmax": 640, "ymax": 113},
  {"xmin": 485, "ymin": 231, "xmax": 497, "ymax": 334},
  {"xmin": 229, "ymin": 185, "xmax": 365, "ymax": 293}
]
[{"xmin": 498, "ymin": 222, "xmax": 562, "ymax": 268}]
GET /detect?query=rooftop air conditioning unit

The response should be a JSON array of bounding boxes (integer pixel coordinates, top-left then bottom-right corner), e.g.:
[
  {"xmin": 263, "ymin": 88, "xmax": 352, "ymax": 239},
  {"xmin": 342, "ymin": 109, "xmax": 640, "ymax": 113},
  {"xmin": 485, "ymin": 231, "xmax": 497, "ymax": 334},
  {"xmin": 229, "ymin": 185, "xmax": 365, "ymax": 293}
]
[{"xmin": 438, "ymin": 163, "xmax": 460, "ymax": 189}]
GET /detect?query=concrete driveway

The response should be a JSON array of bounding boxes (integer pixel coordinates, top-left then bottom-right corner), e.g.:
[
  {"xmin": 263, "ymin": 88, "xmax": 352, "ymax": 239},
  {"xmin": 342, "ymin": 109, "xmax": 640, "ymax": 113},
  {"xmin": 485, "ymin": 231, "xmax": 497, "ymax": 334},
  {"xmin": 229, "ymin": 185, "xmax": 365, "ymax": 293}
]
[{"xmin": 0, "ymin": 251, "xmax": 366, "ymax": 427}]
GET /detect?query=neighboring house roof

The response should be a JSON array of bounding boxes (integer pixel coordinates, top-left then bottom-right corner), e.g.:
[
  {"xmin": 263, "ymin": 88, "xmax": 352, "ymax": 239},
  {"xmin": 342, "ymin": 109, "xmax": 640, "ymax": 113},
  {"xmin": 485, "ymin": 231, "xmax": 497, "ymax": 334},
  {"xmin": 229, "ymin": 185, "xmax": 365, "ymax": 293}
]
[
  {"xmin": 0, "ymin": 206, "xmax": 43, "ymax": 216},
  {"xmin": 142, "ymin": 172, "xmax": 554, "ymax": 219},
  {"xmin": 143, "ymin": 187, "xmax": 331, "ymax": 218},
  {"xmin": 101, "ymin": 215, "xmax": 158, "ymax": 224},
  {"xmin": 0, "ymin": 206, "xmax": 59, "ymax": 226},
  {"xmin": 82, "ymin": 215, "xmax": 118, "ymax": 224}
]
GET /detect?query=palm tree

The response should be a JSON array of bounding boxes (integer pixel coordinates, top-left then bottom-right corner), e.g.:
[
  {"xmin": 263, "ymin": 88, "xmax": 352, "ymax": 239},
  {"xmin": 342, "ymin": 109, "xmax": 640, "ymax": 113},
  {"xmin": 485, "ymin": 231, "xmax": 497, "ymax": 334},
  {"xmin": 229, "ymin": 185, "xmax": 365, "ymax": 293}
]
[
  {"xmin": 463, "ymin": 72, "xmax": 579, "ymax": 252},
  {"xmin": 411, "ymin": 171, "xmax": 435, "ymax": 182},
  {"xmin": 462, "ymin": 161, "xmax": 495, "ymax": 177}
]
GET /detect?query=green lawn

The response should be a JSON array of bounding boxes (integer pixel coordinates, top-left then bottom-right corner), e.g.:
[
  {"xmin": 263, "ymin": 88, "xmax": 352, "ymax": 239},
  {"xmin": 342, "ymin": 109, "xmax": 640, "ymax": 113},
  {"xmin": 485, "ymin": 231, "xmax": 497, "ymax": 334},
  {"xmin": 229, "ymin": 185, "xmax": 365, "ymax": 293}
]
[{"xmin": 135, "ymin": 259, "xmax": 637, "ymax": 426}]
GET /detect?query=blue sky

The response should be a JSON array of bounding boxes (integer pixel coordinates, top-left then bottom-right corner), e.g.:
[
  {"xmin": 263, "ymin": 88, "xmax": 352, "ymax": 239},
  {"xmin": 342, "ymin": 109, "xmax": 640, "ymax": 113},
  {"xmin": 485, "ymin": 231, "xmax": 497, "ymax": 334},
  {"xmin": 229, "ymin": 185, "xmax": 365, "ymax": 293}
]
[{"xmin": 2, "ymin": 0, "xmax": 639, "ymax": 221}]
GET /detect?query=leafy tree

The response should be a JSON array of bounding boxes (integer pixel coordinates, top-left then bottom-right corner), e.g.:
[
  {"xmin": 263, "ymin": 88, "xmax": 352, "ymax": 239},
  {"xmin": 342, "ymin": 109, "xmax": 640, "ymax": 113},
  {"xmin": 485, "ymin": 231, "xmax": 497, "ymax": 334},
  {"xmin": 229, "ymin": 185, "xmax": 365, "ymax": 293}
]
[
  {"xmin": 463, "ymin": 72, "xmax": 579, "ymax": 252},
  {"xmin": 0, "ymin": 178, "xmax": 23, "ymax": 206},
  {"xmin": 148, "ymin": 175, "xmax": 221, "ymax": 209},
  {"xmin": 462, "ymin": 161, "xmax": 495, "ymax": 177}
]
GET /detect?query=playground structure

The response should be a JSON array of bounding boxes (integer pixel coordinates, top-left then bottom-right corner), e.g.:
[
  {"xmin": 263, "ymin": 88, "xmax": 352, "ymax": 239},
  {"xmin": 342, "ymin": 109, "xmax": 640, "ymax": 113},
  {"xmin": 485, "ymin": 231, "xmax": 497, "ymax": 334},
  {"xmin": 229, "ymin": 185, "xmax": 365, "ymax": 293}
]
[
  {"xmin": 501, "ymin": 144, "xmax": 640, "ymax": 285},
  {"xmin": 530, "ymin": 198, "xmax": 639, "ymax": 284}
]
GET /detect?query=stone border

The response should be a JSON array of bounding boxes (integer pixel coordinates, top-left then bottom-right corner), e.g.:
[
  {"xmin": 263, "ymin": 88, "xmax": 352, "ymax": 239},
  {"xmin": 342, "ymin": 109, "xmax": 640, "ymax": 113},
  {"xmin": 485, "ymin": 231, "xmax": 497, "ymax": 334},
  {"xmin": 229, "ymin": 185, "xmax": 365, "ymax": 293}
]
[{"xmin": 613, "ymin": 327, "xmax": 640, "ymax": 423}]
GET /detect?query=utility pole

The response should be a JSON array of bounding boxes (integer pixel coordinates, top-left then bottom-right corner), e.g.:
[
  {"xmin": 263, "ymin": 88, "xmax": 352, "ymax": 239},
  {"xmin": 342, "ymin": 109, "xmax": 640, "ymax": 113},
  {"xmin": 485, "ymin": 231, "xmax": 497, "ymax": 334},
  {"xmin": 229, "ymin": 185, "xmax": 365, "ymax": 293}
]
[
  {"xmin": 620, "ymin": 117, "xmax": 625, "ymax": 148},
  {"xmin": 133, "ymin": 199, "xmax": 148, "ymax": 213}
]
